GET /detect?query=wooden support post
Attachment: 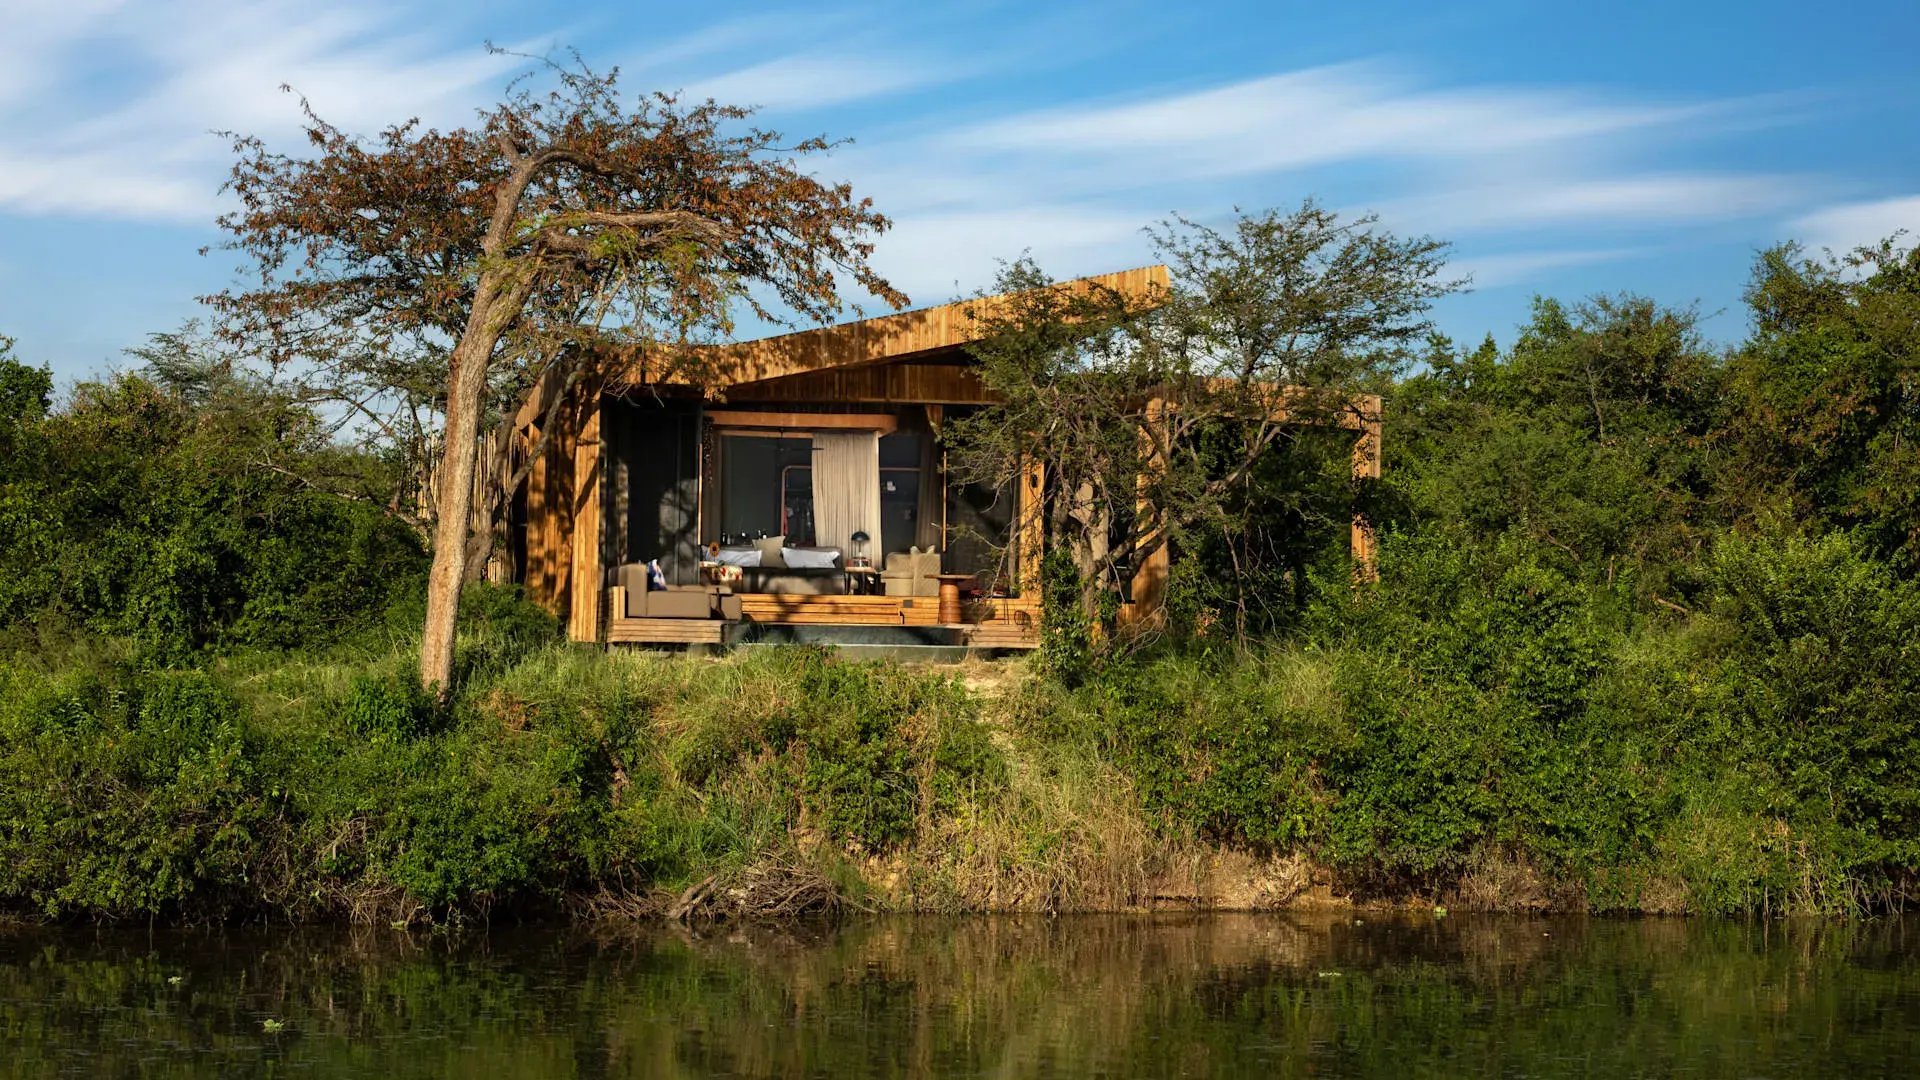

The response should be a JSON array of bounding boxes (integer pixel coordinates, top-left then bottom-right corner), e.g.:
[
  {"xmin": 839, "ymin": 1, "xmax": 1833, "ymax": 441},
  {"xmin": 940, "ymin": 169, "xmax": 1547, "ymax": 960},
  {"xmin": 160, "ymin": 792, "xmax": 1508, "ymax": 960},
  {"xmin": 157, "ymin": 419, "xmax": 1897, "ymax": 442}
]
[
  {"xmin": 1350, "ymin": 395, "xmax": 1382, "ymax": 582},
  {"xmin": 1016, "ymin": 454, "xmax": 1044, "ymax": 596},
  {"xmin": 569, "ymin": 394, "xmax": 605, "ymax": 642},
  {"xmin": 524, "ymin": 416, "xmax": 568, "ymax": 616},
  {"xmin": 1128, "ymin": 397, "xmax": 1170, "ymax": 626}
]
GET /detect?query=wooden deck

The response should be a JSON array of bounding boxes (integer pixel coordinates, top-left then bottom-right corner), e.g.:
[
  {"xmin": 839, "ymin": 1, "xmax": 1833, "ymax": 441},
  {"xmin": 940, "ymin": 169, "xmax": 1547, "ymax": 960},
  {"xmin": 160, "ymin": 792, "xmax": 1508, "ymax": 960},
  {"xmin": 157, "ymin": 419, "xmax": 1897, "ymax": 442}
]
[{"xmin": 605, "ymin": 591, "xmax": 1041, "ymax": 649}]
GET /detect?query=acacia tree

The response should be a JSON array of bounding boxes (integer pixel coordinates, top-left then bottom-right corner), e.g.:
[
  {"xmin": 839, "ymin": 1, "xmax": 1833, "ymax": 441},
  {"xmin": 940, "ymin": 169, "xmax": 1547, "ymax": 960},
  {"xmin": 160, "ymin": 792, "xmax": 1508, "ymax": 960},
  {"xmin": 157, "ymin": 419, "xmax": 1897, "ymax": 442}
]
[
  {"xmin": 211, "ymin": 55, "xmax": 904, "ymax": 693},
  {"xmin": 948, "ymin": 203, "xmax": 1451, "ymax": 636}
]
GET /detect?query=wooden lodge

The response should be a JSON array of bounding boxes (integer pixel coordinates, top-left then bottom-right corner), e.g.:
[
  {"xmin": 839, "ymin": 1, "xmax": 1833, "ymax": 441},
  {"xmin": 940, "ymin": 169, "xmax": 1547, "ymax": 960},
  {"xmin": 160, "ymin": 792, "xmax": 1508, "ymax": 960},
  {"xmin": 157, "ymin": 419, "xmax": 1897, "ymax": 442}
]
[{"xmin": 510, "ymin": 265, "xmax": 1382, "ymax": 650}]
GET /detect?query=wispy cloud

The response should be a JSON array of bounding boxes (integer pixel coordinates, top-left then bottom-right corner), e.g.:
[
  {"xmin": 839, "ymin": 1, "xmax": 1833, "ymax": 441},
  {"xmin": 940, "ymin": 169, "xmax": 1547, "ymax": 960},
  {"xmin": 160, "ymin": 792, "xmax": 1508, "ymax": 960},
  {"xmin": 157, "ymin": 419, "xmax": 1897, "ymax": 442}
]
[
  {"xmin": 1449, "ymin": 247, "xmax": 1645, "ymax": 290},
  {"xmin": 1787, "ymin": 195, "xmax": 1920, "ymax": 254},
  {"xmin": 680, "ymin": 53, "xmax": 951, "ymax": 112},
  {"xmin": 867, "ymin": 205, "xmax": 1149, "ymax": 302},
  {"xmin": 1371, "ymin": 173, "xmax": 1810, "ymax": 235},
  {"xmin": 0, "ymin": 1, "xmax": 1843, "ymax": 311},
  {"xmin": 0, "ymin": 0, "xmax": 524, "ymax": 221},
  {"xmin": 831, "ymin": 61, "xmax": 1815, "ymax": 303},
  {"xmin": 948, "ymin": 62, "xmax": 1721, "ymax": 180}
]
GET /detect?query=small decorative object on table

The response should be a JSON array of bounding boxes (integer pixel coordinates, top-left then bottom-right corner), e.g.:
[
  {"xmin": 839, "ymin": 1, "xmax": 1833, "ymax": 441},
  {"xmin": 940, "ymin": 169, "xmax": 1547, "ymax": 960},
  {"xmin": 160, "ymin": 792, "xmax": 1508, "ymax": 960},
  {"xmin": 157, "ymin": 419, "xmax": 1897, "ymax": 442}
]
[{"xmin": 699, "ymin": 560, "xmax": 743, "ymax": 589}]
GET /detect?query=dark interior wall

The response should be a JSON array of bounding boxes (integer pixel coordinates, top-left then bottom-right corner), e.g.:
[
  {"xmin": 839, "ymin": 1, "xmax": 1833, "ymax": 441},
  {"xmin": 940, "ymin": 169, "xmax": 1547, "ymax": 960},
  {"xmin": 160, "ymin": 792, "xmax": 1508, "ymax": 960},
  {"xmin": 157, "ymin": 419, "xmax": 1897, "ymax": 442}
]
[{"xmin": 611, "ymin": 397, "xmax": 700, "ymax": 586}]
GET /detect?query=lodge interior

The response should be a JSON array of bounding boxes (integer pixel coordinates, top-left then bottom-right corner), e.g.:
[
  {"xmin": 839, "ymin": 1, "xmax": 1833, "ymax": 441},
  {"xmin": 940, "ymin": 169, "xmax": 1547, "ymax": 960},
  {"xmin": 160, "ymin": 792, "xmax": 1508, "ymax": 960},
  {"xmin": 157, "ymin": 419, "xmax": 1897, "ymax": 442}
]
[{"xmin": 604, "ymin": 394, "xmax": 1025, "ymax": 595}]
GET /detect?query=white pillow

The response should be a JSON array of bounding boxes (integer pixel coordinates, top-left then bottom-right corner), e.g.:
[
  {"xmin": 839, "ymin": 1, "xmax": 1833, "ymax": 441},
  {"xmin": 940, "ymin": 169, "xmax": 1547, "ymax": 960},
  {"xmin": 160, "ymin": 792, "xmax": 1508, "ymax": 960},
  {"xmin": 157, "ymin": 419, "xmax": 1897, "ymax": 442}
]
[
  {"xmin": 782, "ymin": 546, "xmax": 839, "ymax": 569},
  {"xmin": 715, "ymin": 547, "xmax": 761, "ymax": 567}
]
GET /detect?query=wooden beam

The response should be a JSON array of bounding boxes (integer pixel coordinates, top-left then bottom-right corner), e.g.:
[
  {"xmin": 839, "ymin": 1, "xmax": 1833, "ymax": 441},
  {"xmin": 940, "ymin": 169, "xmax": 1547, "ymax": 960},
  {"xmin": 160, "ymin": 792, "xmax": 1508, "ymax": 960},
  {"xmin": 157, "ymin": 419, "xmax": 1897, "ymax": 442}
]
[
  {"xmin": 705, "ymin": 409, "xmax": 899, "ymax": 434},
  {"xmin": 720, "ymin": 362, "xmax": 997, "ymax": 405},
  {"xmin": 524, "ymin": 414, "xmax": 568, "ymax": 616}
]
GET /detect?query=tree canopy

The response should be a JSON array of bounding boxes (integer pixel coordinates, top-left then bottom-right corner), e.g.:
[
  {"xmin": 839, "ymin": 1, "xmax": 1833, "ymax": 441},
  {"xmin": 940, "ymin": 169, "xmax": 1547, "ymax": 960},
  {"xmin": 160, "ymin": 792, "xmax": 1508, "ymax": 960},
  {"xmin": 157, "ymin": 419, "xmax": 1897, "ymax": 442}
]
[{"xmin": 208, "ymin": 54, "xmax": 905, "ymax": 690}]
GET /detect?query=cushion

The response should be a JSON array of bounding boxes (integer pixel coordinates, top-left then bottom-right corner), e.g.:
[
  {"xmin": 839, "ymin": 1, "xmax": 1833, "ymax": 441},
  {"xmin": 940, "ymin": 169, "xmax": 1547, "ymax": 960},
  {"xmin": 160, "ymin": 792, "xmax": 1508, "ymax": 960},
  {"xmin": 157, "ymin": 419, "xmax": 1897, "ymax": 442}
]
[
  {"xmin": 753, "ymin": 535, "xmax": 787, "ymax": 569},
  {"xmin": 715, "ymin": 546, "xmax": 761, "ymax": 567},
  {"xmin": 782, "ymin": 546, "xmax": 840, "ymax": 570},
  {"xmin": 642, "ymin": 589, "xmax": 714, "ymax": 619}
]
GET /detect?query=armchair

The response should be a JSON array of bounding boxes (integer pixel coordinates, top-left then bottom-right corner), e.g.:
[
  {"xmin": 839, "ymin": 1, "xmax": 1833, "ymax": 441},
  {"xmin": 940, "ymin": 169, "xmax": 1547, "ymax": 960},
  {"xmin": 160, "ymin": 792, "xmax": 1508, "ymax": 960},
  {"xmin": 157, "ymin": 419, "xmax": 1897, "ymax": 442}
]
[{"xmin": 881, "ymin": 547, "xmax": 942, "ymax": 597}]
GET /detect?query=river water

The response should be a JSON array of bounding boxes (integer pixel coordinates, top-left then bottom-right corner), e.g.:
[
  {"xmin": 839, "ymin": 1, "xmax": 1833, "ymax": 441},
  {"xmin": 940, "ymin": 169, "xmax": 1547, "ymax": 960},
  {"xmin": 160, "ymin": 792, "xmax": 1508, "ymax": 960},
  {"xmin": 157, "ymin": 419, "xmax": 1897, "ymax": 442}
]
[{"xmin": 2, "ymin": 914, "xmax": 1917, "ymax": 1077}]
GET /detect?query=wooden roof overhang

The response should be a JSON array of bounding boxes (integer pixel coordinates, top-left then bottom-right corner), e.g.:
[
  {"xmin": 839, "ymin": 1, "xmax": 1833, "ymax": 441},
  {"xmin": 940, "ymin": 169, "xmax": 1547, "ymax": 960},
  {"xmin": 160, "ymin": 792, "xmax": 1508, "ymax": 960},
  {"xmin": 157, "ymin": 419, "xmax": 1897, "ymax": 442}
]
[{"xmin": 608, "ymin": 264, "xmax": 1171, "ymax": 398}]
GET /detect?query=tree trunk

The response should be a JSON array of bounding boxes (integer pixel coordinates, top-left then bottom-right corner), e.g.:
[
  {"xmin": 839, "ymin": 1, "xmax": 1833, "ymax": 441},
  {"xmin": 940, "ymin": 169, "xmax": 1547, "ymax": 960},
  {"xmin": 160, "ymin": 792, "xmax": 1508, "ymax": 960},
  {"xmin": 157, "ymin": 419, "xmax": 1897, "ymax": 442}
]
[{"xmin": 419, "ymin": 283, "xmax": 507, "ymax": 695}]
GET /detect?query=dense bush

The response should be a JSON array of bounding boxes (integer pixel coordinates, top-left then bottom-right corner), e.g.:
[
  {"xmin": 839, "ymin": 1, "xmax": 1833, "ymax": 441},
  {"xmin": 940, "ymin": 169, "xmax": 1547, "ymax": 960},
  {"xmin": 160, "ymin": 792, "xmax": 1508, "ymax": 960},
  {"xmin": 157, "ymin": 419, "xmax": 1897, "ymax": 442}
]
[
  {"xmin": 0, "ymin": 354, "xmax": 424, "ymax": 657},
  {"xmin": 0, "ymin": 637, "xmax": 1009, "ymax": 921},
  {"xmin": 1037, "ymin": 524, "xmax": 1920, "ymax": 913},
  {"xmin": 0, "ymin": 665, "xmax": 267, "ymax": 916}
]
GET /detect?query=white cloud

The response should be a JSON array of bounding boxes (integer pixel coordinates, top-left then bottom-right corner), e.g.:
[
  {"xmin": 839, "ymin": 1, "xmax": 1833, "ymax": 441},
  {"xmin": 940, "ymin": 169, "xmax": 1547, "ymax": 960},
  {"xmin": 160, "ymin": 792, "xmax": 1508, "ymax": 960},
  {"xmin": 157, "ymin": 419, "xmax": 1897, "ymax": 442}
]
[
  {"xmin": 0, "ymin": 2, "xmax": 1837, "ymax": 313},
  {"xmin": 1788, "ymin": 195, "xmax": 1920, "ymax": 254},
  {"xmin": 0, "ymin": 0, "xmax": 126, "ymax": 109},
  {"xmin": 828, "ymin": 64, "xmax": 1812, "ymax": 300}
]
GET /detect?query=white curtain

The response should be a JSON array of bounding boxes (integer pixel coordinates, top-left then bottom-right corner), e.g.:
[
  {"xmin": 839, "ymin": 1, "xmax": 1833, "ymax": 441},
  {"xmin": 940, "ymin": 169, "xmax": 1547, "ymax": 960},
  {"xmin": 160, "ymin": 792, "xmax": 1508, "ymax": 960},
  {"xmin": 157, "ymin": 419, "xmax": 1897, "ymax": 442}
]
[{"xmin": 812, "ymin": 431, "xmax": 881, "ymax": 557}]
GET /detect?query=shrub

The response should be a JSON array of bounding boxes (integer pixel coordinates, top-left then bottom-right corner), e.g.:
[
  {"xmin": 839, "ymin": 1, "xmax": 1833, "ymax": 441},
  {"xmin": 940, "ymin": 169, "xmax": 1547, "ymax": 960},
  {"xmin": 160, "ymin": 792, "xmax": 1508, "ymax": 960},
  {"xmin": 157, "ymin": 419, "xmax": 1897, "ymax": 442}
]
[
  {"xmin": 343, "ymin": 672, "xmax": 446, "ymax": 740},
  {"xmin": 0, "ymin": 665, "xmax": 267, "ymax": 917}
]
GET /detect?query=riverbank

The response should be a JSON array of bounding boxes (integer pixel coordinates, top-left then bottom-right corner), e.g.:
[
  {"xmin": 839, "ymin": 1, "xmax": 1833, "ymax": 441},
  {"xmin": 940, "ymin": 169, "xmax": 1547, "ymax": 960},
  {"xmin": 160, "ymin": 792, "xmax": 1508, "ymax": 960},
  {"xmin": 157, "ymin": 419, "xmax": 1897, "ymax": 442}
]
[{"xmin": 5, "ymin": 554, "xmax": 1916, "ymax": 924}]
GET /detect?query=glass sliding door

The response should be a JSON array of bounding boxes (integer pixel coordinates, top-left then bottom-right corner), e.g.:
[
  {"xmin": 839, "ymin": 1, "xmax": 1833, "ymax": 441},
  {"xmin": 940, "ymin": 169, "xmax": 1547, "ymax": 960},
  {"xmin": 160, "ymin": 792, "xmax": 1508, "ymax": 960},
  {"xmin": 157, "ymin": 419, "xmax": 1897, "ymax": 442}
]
[{"xmin": 718, "ymin": 435, "xmax": 815, "ymax": 544}]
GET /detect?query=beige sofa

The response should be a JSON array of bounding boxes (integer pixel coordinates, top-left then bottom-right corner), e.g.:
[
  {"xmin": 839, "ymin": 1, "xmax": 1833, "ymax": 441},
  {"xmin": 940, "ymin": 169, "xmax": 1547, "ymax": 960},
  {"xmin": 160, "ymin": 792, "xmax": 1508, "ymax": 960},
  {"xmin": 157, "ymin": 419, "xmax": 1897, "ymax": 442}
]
[
  {"xmin": 881, "ymin": 547, "xmax": 941, "ymax": 597},
  {"xmin": 613, "ymin": 564, "xmax": 741, "ymax": 620}
]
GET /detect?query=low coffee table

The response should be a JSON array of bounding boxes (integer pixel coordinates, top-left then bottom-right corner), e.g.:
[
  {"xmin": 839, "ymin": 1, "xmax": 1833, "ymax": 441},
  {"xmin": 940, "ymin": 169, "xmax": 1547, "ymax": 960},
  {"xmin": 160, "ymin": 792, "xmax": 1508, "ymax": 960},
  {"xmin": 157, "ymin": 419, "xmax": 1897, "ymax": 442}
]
[
  {"xmin": 843, "ymin": 566, "xmax": 883, "ymax": 595},
  {"xmin": 927, "ymin": 573, "xmax": 976, "ymax": 624}
]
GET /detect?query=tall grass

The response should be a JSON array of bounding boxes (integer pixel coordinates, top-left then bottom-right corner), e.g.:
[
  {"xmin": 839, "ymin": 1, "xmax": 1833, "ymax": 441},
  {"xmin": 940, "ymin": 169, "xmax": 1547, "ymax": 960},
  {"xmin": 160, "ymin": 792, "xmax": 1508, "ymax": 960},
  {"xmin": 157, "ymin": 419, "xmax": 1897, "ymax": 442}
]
[{"xmin": 5, "ymin": 525, "xmax": 1918, "ymax": 923}]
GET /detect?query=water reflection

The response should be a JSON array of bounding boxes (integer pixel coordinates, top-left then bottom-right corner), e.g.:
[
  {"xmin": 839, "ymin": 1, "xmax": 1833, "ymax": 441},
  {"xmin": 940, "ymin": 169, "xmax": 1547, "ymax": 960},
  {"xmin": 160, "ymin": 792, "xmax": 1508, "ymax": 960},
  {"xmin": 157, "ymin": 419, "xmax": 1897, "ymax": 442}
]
[{"xmin": 2, "ymin": 914, "xmax": 1917, "ymax": 1077}]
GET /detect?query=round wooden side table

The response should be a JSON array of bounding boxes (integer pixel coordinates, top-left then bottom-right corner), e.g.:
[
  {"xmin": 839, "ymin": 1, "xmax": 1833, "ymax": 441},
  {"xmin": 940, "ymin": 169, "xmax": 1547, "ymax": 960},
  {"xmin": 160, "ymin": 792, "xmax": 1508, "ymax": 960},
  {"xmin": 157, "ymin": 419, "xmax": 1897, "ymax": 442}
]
[{"xmin": 927, "ymin": 573, "xmax": 975, "ymax": 624}]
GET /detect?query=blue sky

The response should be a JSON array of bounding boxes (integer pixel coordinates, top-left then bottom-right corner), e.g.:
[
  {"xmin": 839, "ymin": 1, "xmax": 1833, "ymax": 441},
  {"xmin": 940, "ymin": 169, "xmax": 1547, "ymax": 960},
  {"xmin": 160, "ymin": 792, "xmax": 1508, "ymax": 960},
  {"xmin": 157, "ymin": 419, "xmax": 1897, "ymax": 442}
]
[{"xmin": 2, "ymin": 0, "xmax": 1918, "ymax": 380}]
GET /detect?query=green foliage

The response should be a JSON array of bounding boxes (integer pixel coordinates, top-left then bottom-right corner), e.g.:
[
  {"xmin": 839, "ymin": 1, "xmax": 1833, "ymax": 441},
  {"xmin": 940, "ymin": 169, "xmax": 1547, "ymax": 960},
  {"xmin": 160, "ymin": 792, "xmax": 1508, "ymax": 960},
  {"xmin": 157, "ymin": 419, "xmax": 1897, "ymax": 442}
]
[
  {"xmin": 0, "ymin": 335, "xmax": 52, "ymax": 429},
  {"xmin": 0, "ymin": 641, "xmax": 1013, "ymax": 920},
  {"xmin": 1037, "ymin": 550, "xmax": 1096, "ymax": 685},
  {"xmin": 755, "ymin": 651, "xmax": 1001, "ymax": 851},
  {"xmin": 1723, "ymin": 241, "xmax": 1920, "ymax": 569},
  {"xmin": 1083, "ymin": 652, "xmax": 1338, "ymax": 849},
  {"xmin": 0, "ymin": 664, "xmax": 265, "ymax": 917},
  {"xmin": 950, "ymin": 203, "xmax": 1453, "ymax": 633},
  {"xmin": 0, "ymin": 345, "xmax": 424, "ymax": 656},
  {"xmin": 1387, "ymin": 297, "xmax": 1723, "ymax": 602},
  {"xmin": 343, "ymin": 673, "xmax": 446, "ymax": 740},
  {"xmin": 6, "ymin": 229, "xmax": 1920, "ymax": 921}
]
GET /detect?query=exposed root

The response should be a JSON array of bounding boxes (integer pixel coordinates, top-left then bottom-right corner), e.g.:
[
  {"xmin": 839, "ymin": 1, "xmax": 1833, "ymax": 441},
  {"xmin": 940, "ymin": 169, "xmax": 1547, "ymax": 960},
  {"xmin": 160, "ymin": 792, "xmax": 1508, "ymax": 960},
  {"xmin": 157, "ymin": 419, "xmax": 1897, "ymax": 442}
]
[{"xmin": 667, "ymin": 858, "xmax": 867, "ymax": 924}]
